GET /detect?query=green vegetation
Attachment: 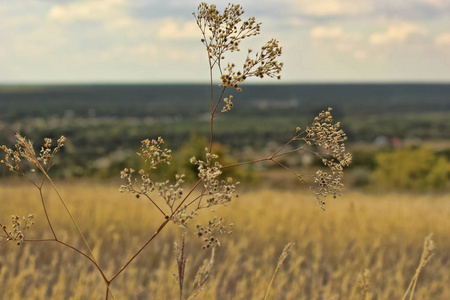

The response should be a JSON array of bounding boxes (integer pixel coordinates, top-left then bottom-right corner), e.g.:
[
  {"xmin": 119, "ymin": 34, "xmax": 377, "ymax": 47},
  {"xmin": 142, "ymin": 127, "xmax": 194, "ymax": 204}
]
[{"xmin": 374, "ymin": 147, "xmax": 450, "ymax": 191}]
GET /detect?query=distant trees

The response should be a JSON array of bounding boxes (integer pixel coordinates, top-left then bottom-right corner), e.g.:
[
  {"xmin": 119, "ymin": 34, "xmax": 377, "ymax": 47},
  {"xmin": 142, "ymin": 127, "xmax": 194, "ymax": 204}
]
[{"xmin": 374, "ymin": 147, "xmax": 450, "ymax": 191}]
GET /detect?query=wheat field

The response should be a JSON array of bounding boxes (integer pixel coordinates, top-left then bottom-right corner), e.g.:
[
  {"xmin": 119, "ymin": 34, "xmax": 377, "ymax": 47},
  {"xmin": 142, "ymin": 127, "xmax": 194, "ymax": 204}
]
[{"xmin": 0, "ymin": 182, "xmax": 449, "ymax": 299}]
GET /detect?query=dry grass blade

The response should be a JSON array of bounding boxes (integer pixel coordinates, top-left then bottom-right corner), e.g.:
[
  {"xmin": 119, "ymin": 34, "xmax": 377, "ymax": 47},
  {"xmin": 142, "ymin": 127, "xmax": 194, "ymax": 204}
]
[
  {"xmin": 174, "ymin": 233, "xmax": 187, "ymax": 300},
  {"xmin": 188, "ymin": 248, "xmax": 215, "ymax": 300},
  {"xmin": 264, "ymin": 242, "xmax": 294, "ymax": 300},
  {"xmin": 357, "ymin": 268, "xmax": 371, "ymax": 300},
  {"xmin": 402, "ymin": 234, "xmax": 436, "ymax": 300}
]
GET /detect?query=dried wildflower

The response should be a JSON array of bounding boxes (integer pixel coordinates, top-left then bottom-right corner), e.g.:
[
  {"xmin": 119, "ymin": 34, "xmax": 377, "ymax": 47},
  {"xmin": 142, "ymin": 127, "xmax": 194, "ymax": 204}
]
[
  {"xmin": 0, "ymin": 214, "xmax": 35, "ymax": 246},
  {"xmin": 221, "ymin": 95, "xmax": 234, "ymax": 112},
  {"xmin": 196, "ymin": 217, "xmax": 232, "ymax": 249},
  {"xmin": 225, "ymin": 38, "xmax": 283, "ymax": 88},
  {"xmin": 137, "ymin": 137, "xmax": 172, "ymax": 170},
  {"xmin": 1, "ymin": 133, "xmax": 66, "ymax": 174},
  {"xmin": 194, "ymin": 2, "xmax": 283, "ymax": 109},
  {"xmin": 155, "ymin": 174, "xmax": 185, "ymax": 208},
  {"xmin": 194, "ymin": 3, "xmax": 261, "ymax": 66},
  {"xmin": 193, "ymin": 151, "xmax": 239, "ymax": 209},
  {"xmin": 288, "ymin": 108, "xmax": 352, "ymax": 208}
]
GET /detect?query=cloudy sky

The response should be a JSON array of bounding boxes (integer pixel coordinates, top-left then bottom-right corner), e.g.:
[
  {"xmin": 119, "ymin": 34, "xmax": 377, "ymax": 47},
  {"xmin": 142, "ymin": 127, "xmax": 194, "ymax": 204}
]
[{"xmin": 1, "ymin": 0, "xmax": 450, "ymax": 83}]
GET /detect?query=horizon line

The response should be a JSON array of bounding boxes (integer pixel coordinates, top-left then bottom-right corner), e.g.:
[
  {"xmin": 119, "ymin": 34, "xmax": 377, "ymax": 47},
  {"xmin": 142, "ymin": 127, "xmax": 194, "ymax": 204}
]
[{"xmin": 1, "ymin": 80, "xmax": 450, "ymax": 86}]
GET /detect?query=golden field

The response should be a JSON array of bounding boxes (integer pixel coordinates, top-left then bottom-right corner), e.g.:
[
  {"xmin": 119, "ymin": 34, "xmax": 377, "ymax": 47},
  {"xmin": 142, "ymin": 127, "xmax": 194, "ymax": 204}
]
[{"xmin": 0, "ymin": 182, "xmax": 449, "ymax": 300}]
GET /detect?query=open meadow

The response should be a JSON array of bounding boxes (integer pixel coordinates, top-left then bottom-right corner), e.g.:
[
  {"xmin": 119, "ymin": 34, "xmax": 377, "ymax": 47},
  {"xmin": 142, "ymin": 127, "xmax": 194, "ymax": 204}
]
[
  {"xmin": 1, "ymin": 182, "xmax": 449, "ymax": 299},
  {"xmin": 1, "ymin": 2, "xmax": 450, "ymax": 299}
]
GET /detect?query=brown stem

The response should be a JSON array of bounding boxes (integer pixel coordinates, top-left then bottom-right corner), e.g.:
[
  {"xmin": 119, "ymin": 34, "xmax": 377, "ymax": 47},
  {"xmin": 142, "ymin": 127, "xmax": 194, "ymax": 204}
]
[
  {"xmin": 40, "ymin": 170, "xmax": 100, "ymax": 268},
  {"xmin": 272, "ymin": 146, "xmax": 307, "ymax": 158},
  {"xmin": 172, "ymin": 179, "xmax": 203, "ymax": 214},
  {"xmin": 221, "ymin": 157, "xmax": 272, "ymax": 169},
  {"xmin": 271, "ymin": 159, "xmax": 310, "ymax": 187},
  {"xmin": 39, "ymin": 188, "xmax": 58, "ymax": 239},
  {"xmin": 108, "ymin": 219, "xmax": 170, "ymax": 283},
  {"xmin": 20, "ymin": 172, "xmax": 39, "ymax": 189},
  {"xmin": 25, "ymin": 238, "xmax": 108, "ymax": 283},
  {"xmin": 209, "ymin": 86, "xmax": 226, "ymax": 153},
  {"xmin": 104, "ymin": 181, "xmax": 203, "ymax": 284},
  {"xmin": 143, "ymin": 193, "xmax": 166, "ymax": 217},
  {"xmin": 105, "ymin": 283, "xmax": 115, "ymax": 300},
  {"xmin": 271, "ymin": 137, "xmax": 295, "ymax": 157}
]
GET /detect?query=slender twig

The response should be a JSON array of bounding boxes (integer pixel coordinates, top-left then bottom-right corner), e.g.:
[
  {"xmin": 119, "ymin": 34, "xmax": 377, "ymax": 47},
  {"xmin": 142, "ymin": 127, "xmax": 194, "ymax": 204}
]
[
  {"xmin": 185, "ymin": 193, "xmax": 204, "ymax": 208},
  {"xmin": 143, "ymin": 193, "xmax": 167, "ymax": 217},
  {"xmin": 271, "ymin": 137, "xmax": 295, "ymax": 157},
  {"xmin": 24, "ymin": 238, "xmax": 108, "ymax": 283},
  {"xmin": 108, "ymin": 179, "xmax": 203, "ymax": 284},
  {"xmin": 108, "ymin": 219, "xmax": 170, "ymax": 283},
  {"xmin": 39, "ymin": 170, "xmax": 100, "ymax": 268},
  {"xmin": 173, "ymin": 179, "xmax": 203, "ymax": 215},
  {"xmin": 20, "ymin": 172, "xmax": 39, "ymax": 189},
  {"xmin": 221, "ymin": 157, "xmax": 272, "ymax": 170},
  {"xmin": 272, "ymin": 159, "xmax": 310, "ymax": 186},
  {"xmin": 209, "ymin": 86, "xmax": 227, "ymax": 152},
  {"xmin": 39, "ymin": 188, "xmax": 58, "ymax": 239}
]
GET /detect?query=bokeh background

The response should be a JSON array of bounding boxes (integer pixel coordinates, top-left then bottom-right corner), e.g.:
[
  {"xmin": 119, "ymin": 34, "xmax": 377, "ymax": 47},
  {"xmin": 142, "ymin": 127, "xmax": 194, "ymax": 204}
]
[{"xmin": 1, "ymin": 1, "xmax": 449, "ymax": 299}]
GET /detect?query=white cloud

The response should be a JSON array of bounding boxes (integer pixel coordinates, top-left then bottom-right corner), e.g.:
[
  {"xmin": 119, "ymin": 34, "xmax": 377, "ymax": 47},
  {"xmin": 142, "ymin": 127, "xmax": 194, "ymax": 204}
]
[
  {"xmin": 310, "ymin": 26, "xmax": 366, "ymax": 60},
  {"xmin": 311, "ymin": 26, "xmax": 346, "ymax": 39},
  {"xmin": 369, "ymin": 22, "xmax": 428, "ymax": 45},
  {"xmin": 435, "ymin": 32, "xmax": 450, "ymax": 47},
  {"xmin": 48, "ymin": 0, "xmax": 126, "ymax": 23},
  {"xmin": 415, "ymin": 0, "xmax": 448, "ymax": 8},
  {"xmin": 101, "ymin": 44, "xmax": 158, "ymax": 61},
  {"xmin": 290, "ymin": 0, "xmax": 372, "ymax": 16},
  {"xmin": 158, "ymin": 19, "xmax": 199, "ymax": 40}
]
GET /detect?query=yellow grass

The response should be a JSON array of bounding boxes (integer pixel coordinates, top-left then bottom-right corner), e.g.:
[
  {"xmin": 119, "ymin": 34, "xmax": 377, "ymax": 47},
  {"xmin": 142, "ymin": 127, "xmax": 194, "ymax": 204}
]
[{"xmin": 1, "ymin": 182, "xmax": 449, "ymax": 299}]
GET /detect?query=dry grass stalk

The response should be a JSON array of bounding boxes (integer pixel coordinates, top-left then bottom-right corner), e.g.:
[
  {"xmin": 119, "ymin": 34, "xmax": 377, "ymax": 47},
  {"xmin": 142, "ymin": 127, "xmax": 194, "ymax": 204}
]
[
  {"xmin": 188, "ymin": 248, "xmax": 215, "ymax": 300},
  {"xmin": 357, "ymin": 268, "xmax": 371, "ymax": 300},
  {"xmin": 174, "ymin": 233, "xmax": 187, "ymax": 300},
  {"xmin": 264, "ymin": 242, "xmax": 294, "ymax": 300},
  {"xmin": 402, "ymin": 234, "xmax": 436, "ymax": 300}
]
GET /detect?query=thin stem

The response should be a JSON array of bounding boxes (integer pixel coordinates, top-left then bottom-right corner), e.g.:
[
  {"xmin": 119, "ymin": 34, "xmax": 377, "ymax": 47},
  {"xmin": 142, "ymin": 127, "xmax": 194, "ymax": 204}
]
[
  {"xmin": 208, "ymin": 57, "xmax": 214, "ymax": 152},
  {"xmin": 20, "ymin": 171, "xmax": 39, "ymax": 189},
  {"xmin": 185, "ymin": 193, "xmax": 204, "ymax": 208},
  {"xmin": 209, "ymin": 86, "xmax": 226, "ymax": 152},
  {"xmin": 272, "ymin": 159, "xmax": 310, "ymax": 187},
  {"xmin": 105, "ymin": 283, "xmax": 115, "ymax": 300},
  {"xmin": 272, "ymin": 145, "xmax": 307, "ymax": 158},
  {"xmin": 39, "ymin": 188, "xmax": 58, "ymax": 239},
  {"xmin": 107, "ymin": 181, "xmax": 203, "ymax": 284},
  {"xmin": 143, "ymin": 193, "xmax": 167, "ymax": 217},
  {"xmin": 264, "ymin": 266, "xmax": 280, "ymax": 300},
  {"xmin": 173, "ymin": 179, "xmax": 203, "ymax": 214},
  {"xmin": 271, "ymin": 137, "xmax": 295, "ymax": 157},
  {"xmin": 108, "ymin": 219, "xmax": 170, "ymax": 283},
  {"xmin": 221, "ymin": 157, "xmax": 272, "ymax": 169},
  {"xmin": 39, "ymin": 169, "xmax": 100, "ymax": 269},
  {"xmin": 25, "ymin": 238, "xmax": 108, "ymax": 283}
]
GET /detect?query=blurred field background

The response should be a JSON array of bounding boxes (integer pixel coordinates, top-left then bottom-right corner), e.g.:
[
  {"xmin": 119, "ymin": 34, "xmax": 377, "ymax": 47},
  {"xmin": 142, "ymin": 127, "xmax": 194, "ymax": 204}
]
[
  {"xmin": 1, "ymin": 84, "xmax": 450, "ymax": 299},
  {"xmin": 0, "ymin": 183, "xmax": 449, "ymax": 299}
]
